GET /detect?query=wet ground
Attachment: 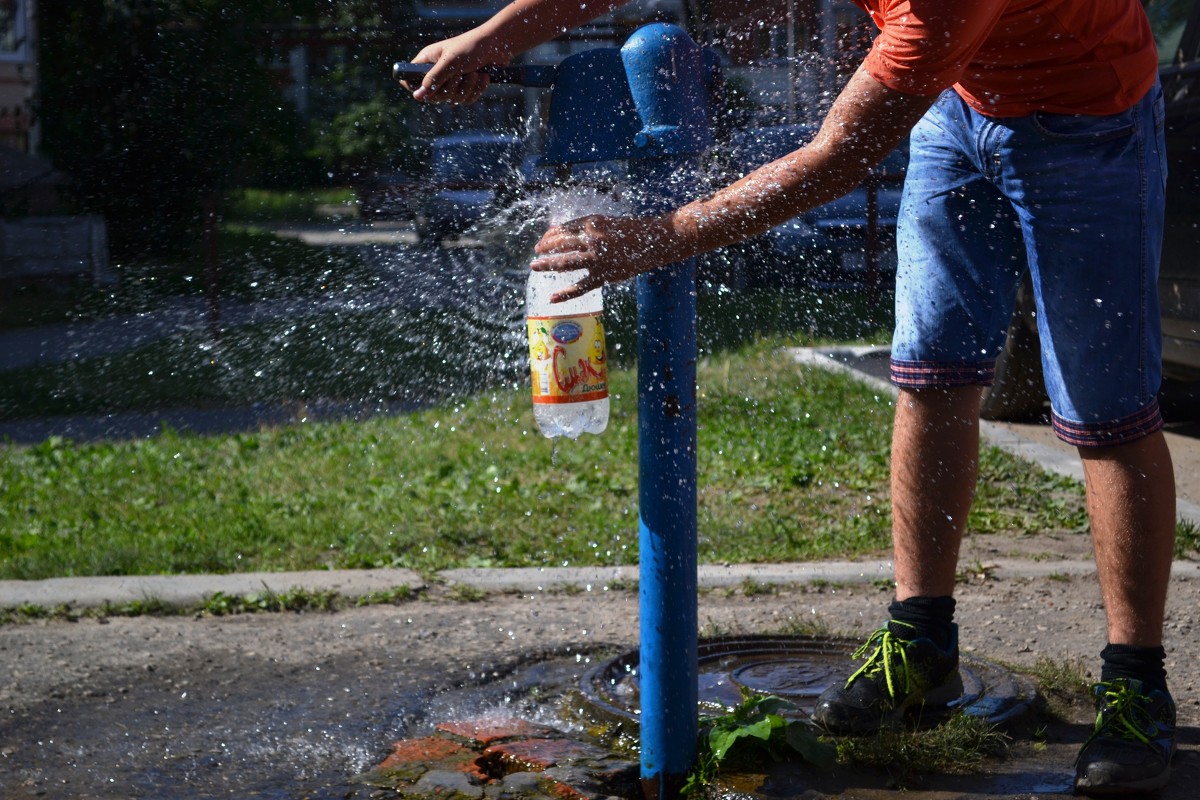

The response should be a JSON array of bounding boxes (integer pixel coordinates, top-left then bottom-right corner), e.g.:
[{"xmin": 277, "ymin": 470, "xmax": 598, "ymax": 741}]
[
  {"xmin": 6, "ymin": 226, "xmax": 1200, "ymax": 797},
  {"xmin": 4, "ymin": 559, "xmax": 1200, "ymax": 800}
]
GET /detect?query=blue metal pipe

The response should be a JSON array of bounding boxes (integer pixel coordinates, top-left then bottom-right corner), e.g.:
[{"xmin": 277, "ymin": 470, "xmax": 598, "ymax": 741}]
[
  {"xmin": 467, "ymin": 24, "xmax": 712, "ymax": 797},
  {"xmin": 621, "ymin": 24, "xmax": 710, "ymax": 800}
]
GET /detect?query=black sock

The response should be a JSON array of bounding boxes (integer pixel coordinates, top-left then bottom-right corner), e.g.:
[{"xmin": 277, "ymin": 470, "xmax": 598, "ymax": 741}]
[
  {"xmin": 887, "ymin": 595, "xmax": 956, "ymax": 651},
  {"xmin": 1099, "ymin": 643, "xmax": 1168, "ymax": 694}
]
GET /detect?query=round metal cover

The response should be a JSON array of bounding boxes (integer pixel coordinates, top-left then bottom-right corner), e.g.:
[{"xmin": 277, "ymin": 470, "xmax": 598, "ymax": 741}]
[{"xmin": 581, "ymin": 635, "xmax": 1035, "ymax": 725}]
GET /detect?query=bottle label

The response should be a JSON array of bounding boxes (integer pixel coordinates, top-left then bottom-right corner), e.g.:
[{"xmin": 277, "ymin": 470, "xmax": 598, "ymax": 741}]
[{"xmin": 527, "ymin": 311, "xmax": 608, "ymax": 404}]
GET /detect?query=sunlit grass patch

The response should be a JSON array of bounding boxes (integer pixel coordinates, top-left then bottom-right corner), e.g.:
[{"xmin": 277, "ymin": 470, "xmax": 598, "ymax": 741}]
[
  {"xmin": 0, "ymin": 337, "xmax": 1089, "ymax": 580},
  {"xmin": 1021, "ymin": 656, "xmax": 1093, "ymax": 722}
]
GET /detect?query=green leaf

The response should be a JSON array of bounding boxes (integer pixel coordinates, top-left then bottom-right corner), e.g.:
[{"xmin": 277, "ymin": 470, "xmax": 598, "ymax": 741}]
[{"xmin": 784, "ymin": 723, "xmax": 837, "ymax": 769}]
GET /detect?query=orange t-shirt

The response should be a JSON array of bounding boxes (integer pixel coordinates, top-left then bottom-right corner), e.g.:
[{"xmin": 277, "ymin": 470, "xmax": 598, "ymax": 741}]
[{"xmin": 851, "ymin": 0, "xmax": 1158, "ymax": 116}]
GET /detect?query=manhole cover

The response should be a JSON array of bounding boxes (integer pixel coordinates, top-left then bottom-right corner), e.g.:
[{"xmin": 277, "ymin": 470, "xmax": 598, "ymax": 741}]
[{"xmin": 581, "ymin": 635, "xmax": 1035, "ymax": 724}]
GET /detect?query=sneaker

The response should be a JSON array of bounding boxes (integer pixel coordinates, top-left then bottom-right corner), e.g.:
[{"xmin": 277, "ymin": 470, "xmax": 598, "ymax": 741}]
[
  {"xmin": 1074, "ymin": 678, "xmax": 1176, "ymax": 796},
  {"xmin": 811, "ymin": 621, "xmax": 963, "ymax": 735}
]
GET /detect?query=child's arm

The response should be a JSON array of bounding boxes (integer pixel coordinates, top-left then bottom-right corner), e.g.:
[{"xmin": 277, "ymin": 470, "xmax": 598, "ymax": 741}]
[{"xmin": 409, "ymin": 0, "xmax": 627, "ymax": 104}]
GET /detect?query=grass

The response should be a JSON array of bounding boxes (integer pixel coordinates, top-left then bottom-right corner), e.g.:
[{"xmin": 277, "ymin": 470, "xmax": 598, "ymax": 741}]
[
  {"xmin": 0, "ymin": 224, "xmax": 377, "ymax": 332},
  {"xmin": 0, "ymin": 335, "xmax": 1091, "ymax": 580},
  {"xmin": 0, "ymin": 192, "xmax": 1091, "ymax": 582},
  {"xmin": 226, "ymin": 187, "xmax": 358, "ymax": 223},
  {"xmin": 1020, "ymin": 655, "xmax": 1094, "ymax": 721},
  {"xmin": 0, "ymin": 183, "xmax": 368, "ymax": 334},
  {"xmin": 834, "ymin": 713, "xmax": 1011, "ymax": 784},
  {"xmin": 1175, "ymin": 517, "xmax": 1200, "ymax": 558}
]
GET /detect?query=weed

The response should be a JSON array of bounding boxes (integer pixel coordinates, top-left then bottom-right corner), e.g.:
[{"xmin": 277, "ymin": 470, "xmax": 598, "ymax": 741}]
[
  {"xmin": 835, "ymin": 713, "xmax": 1010, "ymax": 784},
  {"xmin": 956, "ymin": 560, "xmax": 998, "ymax": 585},
  {"xmin": 17, "ymin": 602, "xmax": 49, "ymax": 619},
  {"xmin": 699, "ymin": 620, "xmax": 731, "ymax": 638},
  {"xmin": 99, "ymin": 597, "xmax": 174, "ymax": 617},
  {"xmin": 199, "ymin": 586, "xmax": 338, "ymax": 616},
  {"xmin": 772, "ymin": 614, "xmax": 834, "ymax": 638},
  {"xmin": 1175, "ymin": 517, "xmax": 1200, "ymax": 559},
  {"xmin": 448, "ymin": 584, "xmax": 488, "ymax": 603},
  {"xmin": 739, "ymin": 579, "xmax": 777, "ymax": 597},
  {"xmin": 683, "ymin": 689, "xmax": 835, "ymax": 796},
  {"xmin": 355, "ymin": 586, "xmax": 415, "ymax": 606},
  {"xmin": 1019, "ymin": 656, "xmax": 1092, "ymax": 720},
  {"xmin": 1024, "ymin": 656, "xmax": 1091, "ymax": 696}
]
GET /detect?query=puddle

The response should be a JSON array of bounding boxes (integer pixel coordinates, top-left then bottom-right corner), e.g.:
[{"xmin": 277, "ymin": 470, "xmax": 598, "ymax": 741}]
[{"xmin": 0, "ymin": 649, "xmax": 595, "ymax": 799}]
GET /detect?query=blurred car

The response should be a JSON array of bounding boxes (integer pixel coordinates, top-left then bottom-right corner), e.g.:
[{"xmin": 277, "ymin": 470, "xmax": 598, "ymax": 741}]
[
  {"xmin": 1155, "ymin": 0, "xmax": 1200, "ymax": 381},
  {"xmin": 417, "ymin": 131, "xmax": 526, "ymax": 242},
  {"xmin": 702, "ymin": 124, "xmax": 906, "ymax": 291},
  {"xmin": 983, "ymin": 0, "xmax": 1200, "ymax": 419},
  {"xmin": 768, "ymin": 142, "xmax": 907, "ymax": 291}
]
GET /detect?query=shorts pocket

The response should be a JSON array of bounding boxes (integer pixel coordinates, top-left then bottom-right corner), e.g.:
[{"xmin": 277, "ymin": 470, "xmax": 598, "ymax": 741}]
[{"xmin": 1030, "ymin": 109, "xmax": 1135, "ymax": 143}]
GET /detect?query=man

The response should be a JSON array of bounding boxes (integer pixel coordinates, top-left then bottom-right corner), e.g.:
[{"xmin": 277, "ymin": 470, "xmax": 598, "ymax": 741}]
[{"xmin": 409, "ymin": 0, "xmax": 1177, "ymax": 793}]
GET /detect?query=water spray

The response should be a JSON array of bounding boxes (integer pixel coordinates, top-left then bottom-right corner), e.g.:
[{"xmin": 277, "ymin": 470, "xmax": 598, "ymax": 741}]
[{"xmin": 398, "ymin": 23, "xmax": 713, "ymax": 800}]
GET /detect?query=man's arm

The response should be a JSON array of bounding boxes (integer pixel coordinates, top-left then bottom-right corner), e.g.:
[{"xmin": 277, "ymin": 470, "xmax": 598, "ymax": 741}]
[
  {"xmin": 673, "ymin": 65, "xmax": 934, "ymax": 254},
  {"xmin": 410, "ymin": 0, "xmax": 627, "ymax": 103},
  {"xmin": 533, "ymin": 66, "xmax": 937, "ymax": 301}
]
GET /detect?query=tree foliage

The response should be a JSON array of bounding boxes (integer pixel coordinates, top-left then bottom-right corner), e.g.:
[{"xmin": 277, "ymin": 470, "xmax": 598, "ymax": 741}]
[{"xmin": 37, "ymin": 0, "xmax": 418, "ymax": 256}]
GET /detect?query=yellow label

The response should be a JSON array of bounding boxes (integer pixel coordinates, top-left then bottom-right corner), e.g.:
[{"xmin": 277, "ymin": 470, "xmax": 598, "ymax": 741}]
[{"xmin": 527, "ymin": 312, "xmax": 607, "ymax": 404}]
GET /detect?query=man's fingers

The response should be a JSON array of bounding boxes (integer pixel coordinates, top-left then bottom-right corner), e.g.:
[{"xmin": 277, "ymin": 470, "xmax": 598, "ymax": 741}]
[
  {"xmin": 530, "ymin": 251, "xmax": 589, "ymax": 272},
  {"xmin": 535, "ymin": 218, "xmax": 598, "ymax": 255},
  {"xmin": 549, "ymin": 275, "xmax": 600, "ymax": 303}
]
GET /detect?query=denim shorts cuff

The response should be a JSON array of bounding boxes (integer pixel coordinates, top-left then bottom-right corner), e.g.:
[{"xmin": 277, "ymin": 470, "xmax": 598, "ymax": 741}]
[
  {"xmin": 890, "ymin": 358, "xmax": 996, "ymax": 388},
  {"xmin": 1051, "ymin": 400, "xmax": 1165, "ymax": 448}
]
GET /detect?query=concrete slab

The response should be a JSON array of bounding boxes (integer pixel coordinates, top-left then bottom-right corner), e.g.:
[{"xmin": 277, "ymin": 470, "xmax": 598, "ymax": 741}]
[{"xmin": 0, "ymin": 567, "xmax": 425, "ymax": 608}]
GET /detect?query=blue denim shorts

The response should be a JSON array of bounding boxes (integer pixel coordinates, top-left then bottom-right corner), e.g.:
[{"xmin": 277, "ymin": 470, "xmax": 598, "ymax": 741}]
[{"xmin": 891, "ymin": 81, "xmax": 1167, "ymax": 447}]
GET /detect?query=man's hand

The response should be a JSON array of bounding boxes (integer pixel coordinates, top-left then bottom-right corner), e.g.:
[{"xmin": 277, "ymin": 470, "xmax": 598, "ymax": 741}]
[{"xmin": 531, "ymin": 214, "xmax": 688, "ymax": 302}]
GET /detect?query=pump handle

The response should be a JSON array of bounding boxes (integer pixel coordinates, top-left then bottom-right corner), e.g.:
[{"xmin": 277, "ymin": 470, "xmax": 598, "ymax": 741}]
[{"xmin": 393, "ymin": 61, "xmax": 557, "ymax": 89}]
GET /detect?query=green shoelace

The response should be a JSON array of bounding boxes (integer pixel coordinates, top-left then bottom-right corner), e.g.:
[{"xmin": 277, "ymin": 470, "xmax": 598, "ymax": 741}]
[
  {"xmin": 845, "ymin": 625, "xmax": 916, "ymax": 701},
  {"xmin": 1089, "ymin": 680, "xmax": 1157, "ymax": 745}
]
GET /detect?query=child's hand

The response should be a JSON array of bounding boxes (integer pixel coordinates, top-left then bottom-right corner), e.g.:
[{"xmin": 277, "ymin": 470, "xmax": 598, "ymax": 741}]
[{"xmin": 405, "ymin": 32, "xmax": 510, "ymax": 105}]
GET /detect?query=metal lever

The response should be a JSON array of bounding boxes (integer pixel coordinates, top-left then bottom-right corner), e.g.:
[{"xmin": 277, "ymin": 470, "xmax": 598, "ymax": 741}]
[{"xmin": 392, "ymin": 61, "xmax": 558, "ymax": 89}]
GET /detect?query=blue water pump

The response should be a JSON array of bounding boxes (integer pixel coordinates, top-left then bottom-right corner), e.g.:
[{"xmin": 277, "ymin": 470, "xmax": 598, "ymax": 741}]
[
  {"xmin": 530, "ymin": 25, "xmax": 713, "ymax": 800},
  {"xmin": 398, "ymin": 24, "xmax": 714, "ymax": 800}
]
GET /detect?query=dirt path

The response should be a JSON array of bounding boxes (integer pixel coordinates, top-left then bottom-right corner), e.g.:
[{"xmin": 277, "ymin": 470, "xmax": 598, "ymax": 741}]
[
  {"xmin": 3, "ymin": 557, "xmax": 1200, "ymax": 799},
  {"xmin": 6, "ymin": 346, "xmax": 1200, "ymax": 797}
]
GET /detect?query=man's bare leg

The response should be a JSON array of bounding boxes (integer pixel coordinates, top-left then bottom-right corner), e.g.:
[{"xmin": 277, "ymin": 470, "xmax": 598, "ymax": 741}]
[
  {"xmin": 811, "ymin": 385, "xmax": 982, "ymax": 732},
  {"xmin": 891, "ymin": 386, "xmax": 983, "ymax": 600},
  {"xmin": 1073, "ymin": 430, "xmax": 1176, "ymax": 795},
  {"xmin": 1079, "ymin": 431, "xmax": 1175, "ymax": 647}
]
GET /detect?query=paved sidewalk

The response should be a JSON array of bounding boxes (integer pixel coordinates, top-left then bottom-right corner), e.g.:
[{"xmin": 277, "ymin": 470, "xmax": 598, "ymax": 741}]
[{"xmin": 6, "ymin": 558, "xmax": 1200, "ymax": 610}]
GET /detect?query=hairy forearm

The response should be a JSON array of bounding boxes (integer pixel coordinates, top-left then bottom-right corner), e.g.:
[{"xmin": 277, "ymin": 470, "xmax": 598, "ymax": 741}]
[
  {"xmin": 667, "ymin": 67, "xmax": 936, "ymax": 260},
  {"xmin": 670, "ymin": 137, "xmax": 873, "ymax": 257}
]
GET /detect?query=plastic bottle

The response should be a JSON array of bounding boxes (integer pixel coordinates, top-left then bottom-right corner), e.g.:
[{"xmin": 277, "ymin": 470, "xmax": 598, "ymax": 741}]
[{"xmin": 526, "ymin": 265, "xmax": 608, "ymax": 438}]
